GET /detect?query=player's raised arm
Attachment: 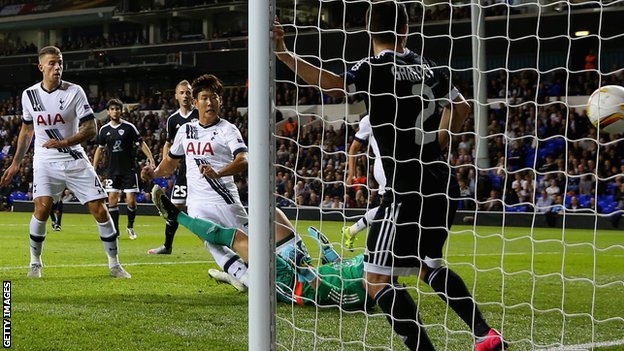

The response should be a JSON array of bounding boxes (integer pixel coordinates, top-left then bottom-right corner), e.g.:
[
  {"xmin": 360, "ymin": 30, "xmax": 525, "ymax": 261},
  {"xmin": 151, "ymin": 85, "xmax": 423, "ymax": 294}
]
[
  {"xmin": 273, "ymin": 19, "xmax": 345, "ymax": 97},
  {"xmin": 0, "ymin": 122, "xmax": 34, "ymax": 186}
]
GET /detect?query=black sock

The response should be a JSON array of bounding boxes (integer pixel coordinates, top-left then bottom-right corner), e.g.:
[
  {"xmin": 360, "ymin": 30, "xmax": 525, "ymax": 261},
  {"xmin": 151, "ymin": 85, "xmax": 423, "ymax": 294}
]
[
  {"xmin": 426, "ymin": 266, "xmax": 490, "ymax": 337},
  {"xmin": 164, "ymin": 220, "xmax": 178, "ymax": 249},
  {"xmin": 109, "ymin": 206, "xmax": 120, "ymax": 237},
  {"xmin": 374, "ymin": 284, "xmax": 435, "ymax": 351},
  {"xmin": 127, "ymin": 206, "xmax": 136, "ymax": 228},
  {"xmin": 55, "ymin": 201, "xmax": 63, "ymax": 225}
]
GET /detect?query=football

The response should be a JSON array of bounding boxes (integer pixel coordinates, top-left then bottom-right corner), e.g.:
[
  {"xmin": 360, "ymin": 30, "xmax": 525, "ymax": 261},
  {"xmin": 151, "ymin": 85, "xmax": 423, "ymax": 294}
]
[{"xmin": 586, "ymin": 85, "xmax": 624, "ymax": 134}]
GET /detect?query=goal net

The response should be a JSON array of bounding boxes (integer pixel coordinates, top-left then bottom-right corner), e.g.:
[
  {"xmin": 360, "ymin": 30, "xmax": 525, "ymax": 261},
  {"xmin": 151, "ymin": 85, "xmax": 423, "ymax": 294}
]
[{"xmin": 269, "ymin": 0, "xmax": 624, "ymax": 350}]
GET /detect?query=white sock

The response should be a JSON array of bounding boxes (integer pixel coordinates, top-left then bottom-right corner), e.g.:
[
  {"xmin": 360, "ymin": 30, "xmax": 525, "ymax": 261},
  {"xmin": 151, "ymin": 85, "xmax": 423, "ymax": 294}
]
[
  {"xmin": 204, "ymin": 241, "xmax": 248, "ymax": 286},
  {"xmin": 98, "ymin": 218, "xmax": 120, "ymax": 268},
  {"xmin": 350, "ymin": 218, "xmax": 367, "ymax": 235},
  {"xmin": 29, "ymin": 215, "xmax": 47, "ymax": 265},
  {"xmin": 350, "ymin": 207, "xmax": 379, "ymax": 235},
  {"xmin": 237, "ymin": 271, "xmax": 249, "ymax": 287}
]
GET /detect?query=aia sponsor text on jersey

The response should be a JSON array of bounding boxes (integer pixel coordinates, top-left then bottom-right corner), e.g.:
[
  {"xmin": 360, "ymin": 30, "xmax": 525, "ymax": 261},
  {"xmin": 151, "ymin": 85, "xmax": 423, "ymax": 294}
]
[
  {"xmin": 37, "ymin": 113, "xmax": 65, "ymax": 125},
  {"xmin": 186, "ymin": 141, "xmax": 214, "ymax": 156}
]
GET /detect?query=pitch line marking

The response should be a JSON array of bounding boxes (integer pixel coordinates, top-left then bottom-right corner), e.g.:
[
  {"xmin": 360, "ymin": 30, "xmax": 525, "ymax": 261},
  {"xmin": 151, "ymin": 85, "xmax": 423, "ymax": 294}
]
[
  {"xmin": 0, "ymin": 260, "xmax": 215, "ymax": 270},
  {"xmin": 542, "ymin": 339, "xmax": 624, "ymax": 350}
]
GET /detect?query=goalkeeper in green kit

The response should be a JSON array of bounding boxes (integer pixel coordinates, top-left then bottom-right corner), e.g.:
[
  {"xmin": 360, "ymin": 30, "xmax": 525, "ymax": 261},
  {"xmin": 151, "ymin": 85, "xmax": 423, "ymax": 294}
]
[{"xmin": 151, "ymin": 185, "xmax": 370, "ymax": 310}]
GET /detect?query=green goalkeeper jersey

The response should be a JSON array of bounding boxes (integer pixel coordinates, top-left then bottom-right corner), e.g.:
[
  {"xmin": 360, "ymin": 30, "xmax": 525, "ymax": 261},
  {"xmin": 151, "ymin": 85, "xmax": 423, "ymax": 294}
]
[{"xmin": 276, "ymin": 254, "xmax": 368, "ymax": 311}]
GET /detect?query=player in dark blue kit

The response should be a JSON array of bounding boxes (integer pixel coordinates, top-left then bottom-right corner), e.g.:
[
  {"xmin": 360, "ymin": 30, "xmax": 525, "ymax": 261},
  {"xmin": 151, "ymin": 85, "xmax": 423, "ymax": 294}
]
[
  {"xmin": 93, "ymin": 99, "xmax": 155, "ymax": 240},
  {"xmin": 274, "ymin": 2, "xmax": 506, "ymax": 350},
  {"xmin": 148, "ymin": 80, "xmax": 199, "ymax": 254}
]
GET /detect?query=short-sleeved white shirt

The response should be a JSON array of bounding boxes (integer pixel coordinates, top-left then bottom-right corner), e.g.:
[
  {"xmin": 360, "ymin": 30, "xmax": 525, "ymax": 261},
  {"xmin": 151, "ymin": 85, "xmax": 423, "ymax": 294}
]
[
  {"xmin": 169, "ymin": 118, "xmax": 248, "ymax": 208},
  {"xmin": 21, "ymin": 81, "xmax": 94, "ymax": 163},
  {"xmin": 354, "ymin": 115, "xmax": 386, "ymax": 193}
]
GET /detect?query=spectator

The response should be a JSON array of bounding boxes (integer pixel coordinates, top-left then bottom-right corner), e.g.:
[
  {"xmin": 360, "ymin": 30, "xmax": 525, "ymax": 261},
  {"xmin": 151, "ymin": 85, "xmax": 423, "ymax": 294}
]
[
  {"xmin": 535, "ymin": 190, "xmax": 553, "ymax": 213},
  {"xmin": 566, "ymin": 196, "xmax": 582, "ymax": 212},
  {"xmin": 277, "ymin": 192, "xmax": 292, "ymax": 208},
  {"xmin": 546, "ymin": 179, "xmax": 561, "ymax": 199},
  {"xmin": 483, "ymin": 190, "xmax": 502, "ymax": 211},
  {"xmin": 321, "ymin": 194, "xmax": 333, "ymax": 208},
  {"xmin": 330, "ymin": 196, "xmax": 343, "ymax": 209}
]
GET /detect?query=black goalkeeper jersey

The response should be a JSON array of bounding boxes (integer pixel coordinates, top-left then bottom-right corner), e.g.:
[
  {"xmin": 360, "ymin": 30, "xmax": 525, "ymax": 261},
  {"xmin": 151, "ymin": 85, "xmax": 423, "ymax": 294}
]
[
  {"xmin": 96, "ymin": 120, "xmax": 142, "ymax": 176},
  {"xmin": 345, "ymin": 49, "xmax": 458, "ymax": 194},
  {"xmin": 166, "ymin": 108, "xmax": 199, "ymax": 178}
]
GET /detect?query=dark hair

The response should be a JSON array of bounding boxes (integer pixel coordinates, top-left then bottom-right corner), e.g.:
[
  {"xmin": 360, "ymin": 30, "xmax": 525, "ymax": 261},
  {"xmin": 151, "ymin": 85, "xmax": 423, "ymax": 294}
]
[
  {"xmin": 191, "ymin": 74, "xmax": 223, "ymax": 99},
  {"xmin": 107, "ymin": 98, "xmax": 123, "ymax": 109},
  {"xmin": 367, "ymin": 1, "xmax": 408, "ymax": 44},
  {"xmin": 38, "ymin": 46, "xmax": 62, "ymax": 61}
]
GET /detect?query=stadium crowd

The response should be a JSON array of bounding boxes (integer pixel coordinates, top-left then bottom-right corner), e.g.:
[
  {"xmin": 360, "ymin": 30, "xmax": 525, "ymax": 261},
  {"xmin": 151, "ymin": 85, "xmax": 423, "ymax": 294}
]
[{"xmin": 1, "ymin": 70, "xmax": 623, "ymax": 223}]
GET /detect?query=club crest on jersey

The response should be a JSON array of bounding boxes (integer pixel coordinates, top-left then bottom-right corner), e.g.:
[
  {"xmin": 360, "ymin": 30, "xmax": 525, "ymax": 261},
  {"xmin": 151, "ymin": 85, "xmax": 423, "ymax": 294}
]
[
  {"xmin": 36, "ymin": 113, "xmax": 65, "ymax": 125},
  {"xmin": 186, "ymin": 141, "xmax": 214, "ymax": 156},
  {"xmin": 59, "ymin": 98, "xmax": 65, "ymax": 110},
  {"xmin": 118, "ymin": 129, "xmax": 125, "ymax": 136}
]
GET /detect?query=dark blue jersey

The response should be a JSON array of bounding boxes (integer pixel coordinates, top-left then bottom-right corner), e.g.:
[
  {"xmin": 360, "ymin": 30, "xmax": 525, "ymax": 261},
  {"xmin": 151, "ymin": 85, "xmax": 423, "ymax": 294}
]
[
  {"xmin": 96, "ymin": 120, "xmax": 142, "ymax": 176},
  {"xmin": 345, "ymin": 49, "xmax": 459, "ymax": 193}
]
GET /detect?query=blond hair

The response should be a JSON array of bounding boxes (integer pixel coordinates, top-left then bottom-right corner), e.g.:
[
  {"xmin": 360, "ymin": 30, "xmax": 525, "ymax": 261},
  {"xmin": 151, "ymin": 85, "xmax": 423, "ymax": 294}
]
[{"xmin": 38, "ymin": 46, "xmax": 62, "ymax": 62}]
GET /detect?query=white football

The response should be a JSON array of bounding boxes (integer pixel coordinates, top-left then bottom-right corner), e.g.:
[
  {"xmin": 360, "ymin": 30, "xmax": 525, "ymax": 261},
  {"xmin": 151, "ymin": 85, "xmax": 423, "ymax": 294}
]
[{"xmin": 586, "ymin": 85, "xmax": 624, "ymax": 134}]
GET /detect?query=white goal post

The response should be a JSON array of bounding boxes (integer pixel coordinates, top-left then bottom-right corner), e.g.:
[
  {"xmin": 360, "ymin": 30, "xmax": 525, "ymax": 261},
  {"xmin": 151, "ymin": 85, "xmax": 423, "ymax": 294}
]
[{"xmin": 248, "ymin": 0, "xmax": 274, "ymax": 350}]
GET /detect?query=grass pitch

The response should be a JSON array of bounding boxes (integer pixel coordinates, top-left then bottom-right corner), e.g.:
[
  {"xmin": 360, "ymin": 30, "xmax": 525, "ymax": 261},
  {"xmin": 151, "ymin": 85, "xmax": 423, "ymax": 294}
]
[{"xmin": 1, "ymin": 211, "xmax": 622, "ymax": 350}]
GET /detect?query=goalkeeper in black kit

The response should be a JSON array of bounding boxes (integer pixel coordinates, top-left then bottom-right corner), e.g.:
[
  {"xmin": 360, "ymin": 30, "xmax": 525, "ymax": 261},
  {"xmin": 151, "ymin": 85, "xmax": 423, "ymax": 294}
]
[
  {"xmin": 273, "ymin": 2, "xmax": 507, "ymax": 350},
  {"xmin": 151, "ymin": 184, "xmax": 370, "ymax": 311}
]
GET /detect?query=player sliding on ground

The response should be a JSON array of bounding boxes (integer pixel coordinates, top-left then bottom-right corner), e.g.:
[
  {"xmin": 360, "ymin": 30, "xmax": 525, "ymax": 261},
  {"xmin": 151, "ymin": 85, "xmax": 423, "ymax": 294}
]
[{"xmin": 151, "ymin": 184, "xmax": 371, "ymax": 310}]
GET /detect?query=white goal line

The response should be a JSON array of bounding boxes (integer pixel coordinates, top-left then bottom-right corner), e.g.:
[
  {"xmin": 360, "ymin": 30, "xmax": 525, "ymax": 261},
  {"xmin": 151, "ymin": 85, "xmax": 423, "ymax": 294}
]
[
  {"xmin": 541, "ymin": 339, "xmax": 624, "ymax": 350},
  {"xmin": 0, "ymin": 260, "xmax": 215, "ymax": 270}
]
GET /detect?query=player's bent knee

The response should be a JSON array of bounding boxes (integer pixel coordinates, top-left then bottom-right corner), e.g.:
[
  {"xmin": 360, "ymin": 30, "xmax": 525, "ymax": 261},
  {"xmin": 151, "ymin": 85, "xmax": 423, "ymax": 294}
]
[
  {"xmin": 365, "ymin": 272, "xmax": 392, "ymax": 298},
  {"xmin": 87, "ymin": 199, "xmax": 109, "ymax": 222}
]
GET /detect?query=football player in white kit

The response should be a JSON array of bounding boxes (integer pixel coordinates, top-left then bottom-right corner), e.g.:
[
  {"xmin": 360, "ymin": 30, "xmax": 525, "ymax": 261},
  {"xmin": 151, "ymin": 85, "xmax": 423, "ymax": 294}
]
[
  {"xmin": 141, "ymin": 74, "xmax": 252, "ymax": 290},
  {"xmin": 343, "ymin": 115, "xmax": 385, "ymax": 250},
  {"xmin": 0, "ymin": 46, "xmax": 131, "ymax": 278}
]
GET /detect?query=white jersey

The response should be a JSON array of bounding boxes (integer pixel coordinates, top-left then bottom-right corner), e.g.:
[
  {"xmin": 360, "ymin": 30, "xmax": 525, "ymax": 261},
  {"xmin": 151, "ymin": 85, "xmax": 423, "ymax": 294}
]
[
  {"xmin": 169, "ymin": 118, "xmax": 248, "ymax": 207},
  {"xmin": 22, "ymin": 81, "xmax": 94, "ymax": 163},
  {"xmin": 354, "ymin": 115, "xmax": 386, "ymax": 193}
]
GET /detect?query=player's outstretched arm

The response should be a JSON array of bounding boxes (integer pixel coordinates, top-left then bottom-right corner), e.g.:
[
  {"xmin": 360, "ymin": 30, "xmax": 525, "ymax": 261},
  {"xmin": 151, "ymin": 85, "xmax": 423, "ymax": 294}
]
[
  {"xmin": 141, "ymin": 155, "xmax": 179, "ymax": 182},
  {"xmin": 273, "ymin": 19, "xmax": 345, "ymax": 97},
  {"xmin": 0, "ymin": 122, "xmax": 34, "ymax": 186}
]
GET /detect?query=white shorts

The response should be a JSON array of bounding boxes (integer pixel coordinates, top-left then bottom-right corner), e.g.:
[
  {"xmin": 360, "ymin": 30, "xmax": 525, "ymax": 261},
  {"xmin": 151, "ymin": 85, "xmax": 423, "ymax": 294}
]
[
  {"xmin": 187, "ymin": 201, "xmax": 248, "ymax": 232},
  {"xmin": 33, "ymin": 159, "xmax": 107, "ymax": 205}
]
